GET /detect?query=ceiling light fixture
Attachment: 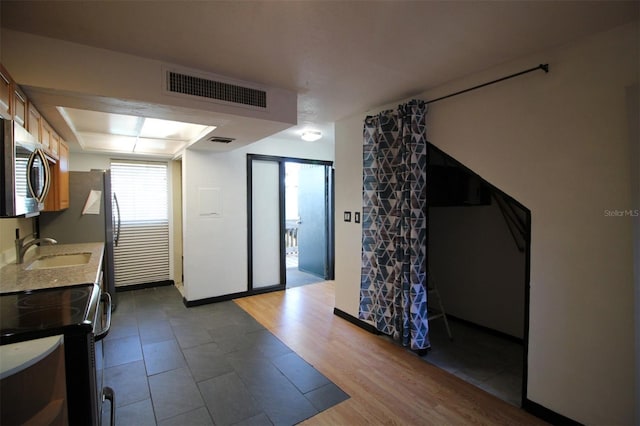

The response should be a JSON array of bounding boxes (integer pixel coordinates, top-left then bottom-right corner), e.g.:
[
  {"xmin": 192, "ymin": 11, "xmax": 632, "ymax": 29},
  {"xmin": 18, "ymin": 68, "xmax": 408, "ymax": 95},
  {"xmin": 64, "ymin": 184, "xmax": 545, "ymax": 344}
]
[{"xmin": 301, "ymin": 130, "xmax": 322, "ymax": 142}]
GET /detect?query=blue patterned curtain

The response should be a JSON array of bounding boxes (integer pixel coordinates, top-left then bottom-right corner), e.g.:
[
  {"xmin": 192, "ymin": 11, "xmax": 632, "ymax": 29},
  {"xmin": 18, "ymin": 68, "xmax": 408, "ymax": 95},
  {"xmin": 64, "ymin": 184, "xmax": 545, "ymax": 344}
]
[{"xmin": 359, "ymin": 99, "xmax": 429, "ymax": 350}]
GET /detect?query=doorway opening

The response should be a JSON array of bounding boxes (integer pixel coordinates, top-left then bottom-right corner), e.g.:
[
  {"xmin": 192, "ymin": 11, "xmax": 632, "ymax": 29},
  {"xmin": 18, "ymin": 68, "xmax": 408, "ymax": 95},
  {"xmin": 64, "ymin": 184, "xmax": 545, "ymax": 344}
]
[
  {"xmin": 247, "ymin": 155, "xmax": 334, "ymax": 293},
  {"xmin": 423, "ymin": 143, "xmax": 530, "ymax": 407},
  {"xmin": 285, "ymin": 162, "xmax": 330, "ymax": 288}
]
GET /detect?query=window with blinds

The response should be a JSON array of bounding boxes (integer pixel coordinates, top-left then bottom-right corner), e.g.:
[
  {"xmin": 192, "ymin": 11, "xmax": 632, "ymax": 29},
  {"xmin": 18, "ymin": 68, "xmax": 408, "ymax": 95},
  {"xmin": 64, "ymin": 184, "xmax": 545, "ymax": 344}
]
[{"xmin": 110, "ymin": 160, "xmax": 170, "ymax": 287}]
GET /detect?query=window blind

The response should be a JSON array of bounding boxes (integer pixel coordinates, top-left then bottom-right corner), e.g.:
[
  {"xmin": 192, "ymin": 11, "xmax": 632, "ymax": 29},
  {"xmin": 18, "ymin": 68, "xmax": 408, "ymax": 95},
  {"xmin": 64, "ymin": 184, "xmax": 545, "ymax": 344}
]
[{"xmin": 111, "ymin": 160, "xmax": 170, "ymax": 287}]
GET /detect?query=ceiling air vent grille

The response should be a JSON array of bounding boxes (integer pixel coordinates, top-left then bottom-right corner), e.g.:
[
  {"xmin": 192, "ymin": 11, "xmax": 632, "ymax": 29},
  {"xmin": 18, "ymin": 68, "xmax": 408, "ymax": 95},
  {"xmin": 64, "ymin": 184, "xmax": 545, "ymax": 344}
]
[
  {"xmin": 167, "ymin": 71, "xmax": 267, "ymax": 108},
  {"xmin": 209, "ymin": 137, "xmax": 235, "ymax": 144}
]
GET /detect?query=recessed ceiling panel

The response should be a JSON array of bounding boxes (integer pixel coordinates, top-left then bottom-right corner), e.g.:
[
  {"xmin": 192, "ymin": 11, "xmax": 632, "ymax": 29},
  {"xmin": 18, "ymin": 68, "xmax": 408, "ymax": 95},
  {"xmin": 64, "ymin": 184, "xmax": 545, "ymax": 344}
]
[
  {"xmin": 134, "ymin": 137, "xmax": 182, "ymax": 155},
  {"xmin": 62, "ymin": 107, "xmax": 143, "ymax": 136},
  {"xmin": 57, "ymin": 106, "xmax": 217, "ymax": 157},
  {"xmin": 140, "ymin": 118, "xmax": 210, "ymax": 141},
  {"xmin": 78, "ymin": 132, "xmax": 137, "ymax": 153}
]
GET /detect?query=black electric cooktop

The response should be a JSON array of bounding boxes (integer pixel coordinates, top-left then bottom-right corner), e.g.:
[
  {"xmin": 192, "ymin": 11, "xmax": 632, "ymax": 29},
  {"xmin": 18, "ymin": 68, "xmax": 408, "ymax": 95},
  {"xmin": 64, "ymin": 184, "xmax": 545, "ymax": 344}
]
[{"xmin": 0, "ymin": 283, "xmax": 100, "ymax": 345}]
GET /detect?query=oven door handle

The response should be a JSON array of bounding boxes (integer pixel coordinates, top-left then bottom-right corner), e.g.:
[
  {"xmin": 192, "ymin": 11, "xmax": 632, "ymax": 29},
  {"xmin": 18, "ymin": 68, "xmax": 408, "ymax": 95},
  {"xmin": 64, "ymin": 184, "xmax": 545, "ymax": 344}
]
[
  {"xmin": 95, "ymin": 292, "xmax": 112, "ymax": 341},
  {"xmin": 103, "ymin": 386, "xmax": 116, "ymax": 426}
]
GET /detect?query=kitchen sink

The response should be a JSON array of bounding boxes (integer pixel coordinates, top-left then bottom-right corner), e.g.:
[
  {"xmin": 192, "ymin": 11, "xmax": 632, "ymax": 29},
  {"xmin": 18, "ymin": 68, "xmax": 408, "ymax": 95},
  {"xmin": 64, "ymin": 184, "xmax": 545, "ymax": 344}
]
[{"xmin": 27, "ymin": 253, "xmax": 92, "ymax": 270}]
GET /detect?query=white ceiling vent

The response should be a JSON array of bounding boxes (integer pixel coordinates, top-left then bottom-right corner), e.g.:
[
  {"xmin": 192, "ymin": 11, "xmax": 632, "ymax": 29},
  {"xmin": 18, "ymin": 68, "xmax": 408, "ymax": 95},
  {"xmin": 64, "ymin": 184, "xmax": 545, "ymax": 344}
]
[{"xmin": 164, "ymin": 66, "xmax": 267, "ymax": 110}]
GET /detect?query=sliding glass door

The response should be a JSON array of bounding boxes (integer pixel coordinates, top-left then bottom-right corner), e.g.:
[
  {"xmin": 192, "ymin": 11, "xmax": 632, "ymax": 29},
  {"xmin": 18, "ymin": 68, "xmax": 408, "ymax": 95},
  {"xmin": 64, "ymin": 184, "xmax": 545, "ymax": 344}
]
[
  {"xmin": 247, "ymin": 154, "xmax": 334, "ymax": 292},
  {"xmin": 249, "ymin": 159, "xmax": 284, "ymax": 289}
]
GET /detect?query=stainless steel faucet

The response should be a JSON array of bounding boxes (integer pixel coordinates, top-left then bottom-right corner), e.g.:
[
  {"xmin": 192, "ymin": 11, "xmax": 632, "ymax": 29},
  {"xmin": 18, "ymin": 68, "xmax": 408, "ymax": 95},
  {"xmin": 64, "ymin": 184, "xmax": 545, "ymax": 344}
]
[{"xmin": 15, "ymin": 234, "xmax": 58, "ymax": 264}]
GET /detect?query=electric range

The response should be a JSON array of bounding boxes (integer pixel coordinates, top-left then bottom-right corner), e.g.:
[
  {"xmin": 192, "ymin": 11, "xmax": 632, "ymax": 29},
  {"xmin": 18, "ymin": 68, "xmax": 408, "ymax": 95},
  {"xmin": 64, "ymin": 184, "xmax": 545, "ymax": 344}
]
[{"xmin": 0, "ymin": 284, "xmax": 114, "ymax": 425}]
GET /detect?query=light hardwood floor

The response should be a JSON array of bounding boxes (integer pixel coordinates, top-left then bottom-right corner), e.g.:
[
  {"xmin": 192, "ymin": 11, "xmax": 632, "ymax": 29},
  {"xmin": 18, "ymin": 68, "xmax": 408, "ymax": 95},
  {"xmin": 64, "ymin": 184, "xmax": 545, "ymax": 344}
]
[{"xmin": 234, "ymin": 281, "xmax": 546, "ymax": 425}]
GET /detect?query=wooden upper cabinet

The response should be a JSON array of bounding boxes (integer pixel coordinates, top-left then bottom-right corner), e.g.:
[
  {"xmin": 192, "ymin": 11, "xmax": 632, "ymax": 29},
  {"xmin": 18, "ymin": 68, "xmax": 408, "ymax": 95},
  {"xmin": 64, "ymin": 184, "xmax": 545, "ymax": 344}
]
[
  {"xmin": 1, "ymin": 62, "xmax": 70, "ymax": 212},
  {"xmin": 44, "ymin": 140, "xmax": 70, "ymax": 211},
  {"xmin": 0, "ymin": 66, "xmax": 12, "ymax": 119},
  {"xmin": 50, "ymin": 130, "xmax": 61, "ymax": 158},
  {"xmin": 41, "ymin": 120, "xmax": 53, "ymax": 153},
  {"xmin": 27, "ymin": 102, "xmax": 43, "ymax": 145},
  {"xmin": 12, "ymin": 87, "xmax": 27, "ymax": 127},
  {"xmin": 58, "ymin": 141, "xmax": 70, "ymax": 209}
]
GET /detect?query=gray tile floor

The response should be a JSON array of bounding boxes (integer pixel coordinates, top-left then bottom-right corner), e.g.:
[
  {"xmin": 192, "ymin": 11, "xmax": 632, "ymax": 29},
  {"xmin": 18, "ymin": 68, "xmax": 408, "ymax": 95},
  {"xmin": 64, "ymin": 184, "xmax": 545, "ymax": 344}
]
[
  {"xmin": 285, "ymin": 268, "xmax": 324, "ymax": 288},
  {"xmin": 285, "ymin": 254, "xmax": 325, "ymax": 289},
  {"xmin": 102, "ymin": 286, "xmax": 348, "ymax": 425},
  {"xmin": 421, "ymin": 317, "xmax": 524, "ymax": 406}
]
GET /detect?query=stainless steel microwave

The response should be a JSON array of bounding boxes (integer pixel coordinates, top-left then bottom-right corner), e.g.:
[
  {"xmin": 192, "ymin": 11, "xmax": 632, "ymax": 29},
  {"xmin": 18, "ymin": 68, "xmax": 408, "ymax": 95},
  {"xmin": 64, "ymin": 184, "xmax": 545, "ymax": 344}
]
[{"xmin": 0, "ymin": 118, "xmax": 52, "ymax": 217}]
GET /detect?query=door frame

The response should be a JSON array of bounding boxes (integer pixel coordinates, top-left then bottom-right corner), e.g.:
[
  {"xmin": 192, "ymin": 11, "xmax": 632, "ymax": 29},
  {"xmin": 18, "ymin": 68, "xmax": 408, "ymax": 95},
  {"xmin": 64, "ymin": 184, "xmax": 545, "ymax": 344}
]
[{"xmin": 247, "ymin": 154, "xmax": 334, "ymax": 293}]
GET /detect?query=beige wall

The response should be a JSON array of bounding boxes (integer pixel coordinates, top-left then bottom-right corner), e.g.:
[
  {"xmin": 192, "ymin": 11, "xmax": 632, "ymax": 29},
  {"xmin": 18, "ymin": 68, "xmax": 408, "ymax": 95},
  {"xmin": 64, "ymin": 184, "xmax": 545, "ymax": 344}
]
[
  {"xmin": 0, "ymin": 218, "xmax": 34, "ymax": 266},
  {"xmin": 68, "ymin": 152, "xmax": 112, "ymax": 172},
  {"xmin": 629, "ymin": 82, "xmax": 640, "ymax": 425},
  {"xmin": 334, "ymin": 22, "xmax": 638, "ymax": 425},
  {"xmin": 429, "ymin": 201, "xmax": 526, "ymax": 339}
]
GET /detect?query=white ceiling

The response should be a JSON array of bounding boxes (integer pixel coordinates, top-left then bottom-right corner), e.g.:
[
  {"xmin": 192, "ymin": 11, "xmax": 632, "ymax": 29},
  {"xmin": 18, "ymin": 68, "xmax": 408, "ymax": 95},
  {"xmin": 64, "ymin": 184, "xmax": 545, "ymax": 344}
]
[{"xmin": 1, "ymin": 1, "xmax": 638, "ymax": 157}]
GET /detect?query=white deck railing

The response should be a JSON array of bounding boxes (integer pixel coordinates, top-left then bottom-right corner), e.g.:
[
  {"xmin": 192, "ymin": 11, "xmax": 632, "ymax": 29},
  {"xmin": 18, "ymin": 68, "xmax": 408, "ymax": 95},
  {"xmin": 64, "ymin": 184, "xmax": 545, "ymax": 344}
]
[{"xmin": 285, "ymin": 219, "xmax": 298, "ymax": 255}]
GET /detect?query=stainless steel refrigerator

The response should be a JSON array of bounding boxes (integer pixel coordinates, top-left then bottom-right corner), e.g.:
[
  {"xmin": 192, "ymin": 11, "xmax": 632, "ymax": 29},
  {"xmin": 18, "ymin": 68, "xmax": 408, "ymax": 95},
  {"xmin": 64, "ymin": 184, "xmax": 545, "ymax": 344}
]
[{"xmin": 38, "ymin": 170, "xmax": 119, "ymax": 310}]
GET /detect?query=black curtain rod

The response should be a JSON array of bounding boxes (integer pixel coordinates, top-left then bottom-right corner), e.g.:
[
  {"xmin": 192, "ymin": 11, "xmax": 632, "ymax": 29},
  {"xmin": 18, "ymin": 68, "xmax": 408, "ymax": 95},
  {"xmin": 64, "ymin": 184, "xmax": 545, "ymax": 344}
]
[{"xmin": 425, "ymin": 63, "xmax": 549, "ymax": 105}]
